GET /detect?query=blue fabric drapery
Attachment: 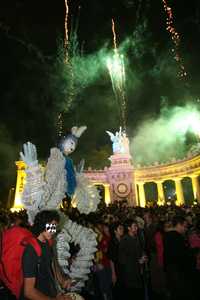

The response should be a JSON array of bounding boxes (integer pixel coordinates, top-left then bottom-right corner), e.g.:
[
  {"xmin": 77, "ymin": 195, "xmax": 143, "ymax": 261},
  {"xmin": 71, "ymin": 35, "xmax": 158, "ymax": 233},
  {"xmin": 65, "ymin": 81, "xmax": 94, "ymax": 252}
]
[{"xmin": 64, "ymin": 157, "xmax": 77, "ymax": 197}]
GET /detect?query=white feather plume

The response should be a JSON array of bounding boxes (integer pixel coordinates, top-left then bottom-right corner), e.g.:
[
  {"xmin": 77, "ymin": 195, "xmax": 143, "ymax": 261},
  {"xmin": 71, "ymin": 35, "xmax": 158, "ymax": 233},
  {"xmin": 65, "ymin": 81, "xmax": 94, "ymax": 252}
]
[
  {"xmin": 56, "ymin": 219, "xmax": 97, "ymax": 292},
  {"xmin": 73, "ymin": 173, "xmax": 101, "ymax": 214},
  {"xmin": 71, "ymin": 126, "xmax": 87, "ymax": 138},
  {"xmin": 21, "ymin": 164, "xmax": 45, "ymax": 224},
  {"xmin": 42, "ymin": 148, "xmax": 66, "ymax": 209}
]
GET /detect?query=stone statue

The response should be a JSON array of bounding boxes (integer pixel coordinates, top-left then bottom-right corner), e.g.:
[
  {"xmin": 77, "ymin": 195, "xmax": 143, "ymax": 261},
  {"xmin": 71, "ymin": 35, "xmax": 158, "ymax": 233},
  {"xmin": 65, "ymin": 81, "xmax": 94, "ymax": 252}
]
[
  {"xmin": 121, "ymin": 131, "xmax": 130, "ymax": 155},
  {"xmin": 106, "ymin": 127, "xmax": 130, "ymax": 155}
]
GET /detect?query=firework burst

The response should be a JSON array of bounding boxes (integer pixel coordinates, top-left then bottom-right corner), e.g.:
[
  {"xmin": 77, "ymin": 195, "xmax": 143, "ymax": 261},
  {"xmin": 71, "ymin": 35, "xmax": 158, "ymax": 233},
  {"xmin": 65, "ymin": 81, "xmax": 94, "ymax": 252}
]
[
  {"xmin": 107, "ymin": 19, "xmax": 127, "ymax": 129},
  {"xmin": 162, "ymin": 0, "xmax": 187, "ymax": 79}
]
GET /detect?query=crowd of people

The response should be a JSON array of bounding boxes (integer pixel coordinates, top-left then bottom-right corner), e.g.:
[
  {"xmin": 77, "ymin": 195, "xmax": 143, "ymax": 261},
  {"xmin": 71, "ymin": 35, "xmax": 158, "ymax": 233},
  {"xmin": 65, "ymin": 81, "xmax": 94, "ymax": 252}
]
[{"xmin": 1, "ymin": 200, "xmax": 200, "ymax": 300}]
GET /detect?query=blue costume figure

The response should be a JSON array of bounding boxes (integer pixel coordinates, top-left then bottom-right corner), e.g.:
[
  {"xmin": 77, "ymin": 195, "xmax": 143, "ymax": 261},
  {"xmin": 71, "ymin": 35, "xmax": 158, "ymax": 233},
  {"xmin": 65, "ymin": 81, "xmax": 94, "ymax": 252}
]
[
  {"xmin": 59, "ymin": 126, "xmax": 87, "ymax": 198},
  {"xmin": 64, "ymin": 157, "xmax": 76, "ymax": 197},
  {"xmin": 20, "ymin": 125, "xmax": 100, "ymax": 222},
  {"xmin": 19, "ymin": 126, "xmax": 100, "ymax": 295}
]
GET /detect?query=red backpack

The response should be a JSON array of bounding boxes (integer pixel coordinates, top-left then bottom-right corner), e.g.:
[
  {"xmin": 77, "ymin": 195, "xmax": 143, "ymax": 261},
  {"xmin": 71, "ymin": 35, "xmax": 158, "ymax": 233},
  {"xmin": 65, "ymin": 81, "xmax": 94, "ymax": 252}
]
[{"xmin": 0, "ymin": 226, "xmax": 42, "ymax": 299}]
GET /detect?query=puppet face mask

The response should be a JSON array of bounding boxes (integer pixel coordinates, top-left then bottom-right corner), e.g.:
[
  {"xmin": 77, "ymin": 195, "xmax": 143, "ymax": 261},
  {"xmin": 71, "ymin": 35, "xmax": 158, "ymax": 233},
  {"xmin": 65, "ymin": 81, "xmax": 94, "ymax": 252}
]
[
  {"xmin": 62, "ymin": 138, "xmax": 76, "ymax": 155},
  {"xmin": 45, "ymin": 223, "xmax": 57, "ymax": 233}
]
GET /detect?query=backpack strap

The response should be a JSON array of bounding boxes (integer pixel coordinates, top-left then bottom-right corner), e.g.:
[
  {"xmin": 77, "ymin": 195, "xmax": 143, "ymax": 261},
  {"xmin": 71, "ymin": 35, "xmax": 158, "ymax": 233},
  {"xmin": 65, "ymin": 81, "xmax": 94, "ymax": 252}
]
[
  {"xmin": 0, "ymin": 231, "xmax": 10, "ymax": 283},
  {"xmin": 21, "ymin": 237, "xmax": 54, "ymax": 257},
  {"xmin": 0, "ymin": 230, "xmax": 3, "ymax": 266},
  {"xmin": 0, "ymin": 231, "xmax": 3, "ymax": 260},
  {"xmin": 21, "ymin": 237, "xmax": 42, "ymax": 257},
  {"xmin": 21, "ymin": 237, "xmax": 42, "ymax": 279}
]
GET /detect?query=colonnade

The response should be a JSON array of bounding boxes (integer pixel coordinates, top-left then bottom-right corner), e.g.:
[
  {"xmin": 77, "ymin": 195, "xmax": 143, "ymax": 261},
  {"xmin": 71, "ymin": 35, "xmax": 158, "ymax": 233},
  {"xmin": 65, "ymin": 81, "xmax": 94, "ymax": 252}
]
[
  {"xmin": 136, "ymin": 174, "xmax": 200, "ymax": 207},
  {"xmin": 12, "ymin": 154, "xmax": 200, "ymax": 210}
]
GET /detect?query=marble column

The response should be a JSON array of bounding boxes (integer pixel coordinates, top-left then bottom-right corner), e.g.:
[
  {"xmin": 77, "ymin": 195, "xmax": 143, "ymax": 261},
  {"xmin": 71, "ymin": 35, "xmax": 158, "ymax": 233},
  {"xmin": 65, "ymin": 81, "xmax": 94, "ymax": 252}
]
[
  {"xmin": 13, "ymin": 162, "xmax": 26, "ymax": 210},
  {"xmin": 138, "ymin": 182, "xmax": 146, "ymax": 207},
  {"xmin": 156, "ymin": 181, "xmax": 165, "ymax": 205},
  {"xmin": 104, "ymin": 184, "xmax": 111, "ymax": 205},
  {"xmin": 135, "ymin": 184, "xmax": 139, "ymax": 206},
  {"xmin": 174, "ymin": 178, "xmax": 184, "ymax": 205},
  {"xmin": 191, "ymin": 175, "xmax": 200, "ymax": 203}
]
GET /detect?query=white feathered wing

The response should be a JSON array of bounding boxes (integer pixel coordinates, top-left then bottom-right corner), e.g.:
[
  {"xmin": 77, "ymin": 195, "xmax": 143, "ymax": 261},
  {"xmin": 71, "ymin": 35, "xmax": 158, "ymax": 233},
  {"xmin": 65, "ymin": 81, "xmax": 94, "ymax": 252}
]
[
  {"xmin": 21, "ymin": 146, "xmax": 67, "ymax": 222},
  {"xmin": 72, "ymin": 171, "xmax": 101, "ymax": 214},
  {"xmin": 42, "ymin": 148, "xmax": 67, "ymax": 209}
]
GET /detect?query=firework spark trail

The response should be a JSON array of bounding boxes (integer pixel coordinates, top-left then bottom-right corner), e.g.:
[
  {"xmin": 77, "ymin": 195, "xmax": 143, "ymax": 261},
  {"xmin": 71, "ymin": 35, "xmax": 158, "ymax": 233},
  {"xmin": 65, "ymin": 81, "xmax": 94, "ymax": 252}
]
[
  {"xmin": 56, "ymin": 0, "xmax": 70, "ymax": 138},
  {"xmin": 64, "ymin": 0, "xmax": 69, "ymax": 60},
  {"xmin": 112, "ymin": 18, "xmax": 117, "ymax": 51},
  {"xmin": 57, "ymin": 113, "xmax": 64, "ymax": 137},
  {"xmin": 162, "ymin": 0, "xmax": 187, "ymax": 79},
  {"xmin": 57, "ymin": 0, "xmax": 74, "ymax": 138},
  {"xmin": 107, "ymin": 19, "xmax": 127, "ymax": 129},
  {"xmin": 107, "ymin": 57, "xmax": 123, "ymax": 125},
  {"xmin": 107, "ymin": 53, "xmax": 127, "ymax": 129}
]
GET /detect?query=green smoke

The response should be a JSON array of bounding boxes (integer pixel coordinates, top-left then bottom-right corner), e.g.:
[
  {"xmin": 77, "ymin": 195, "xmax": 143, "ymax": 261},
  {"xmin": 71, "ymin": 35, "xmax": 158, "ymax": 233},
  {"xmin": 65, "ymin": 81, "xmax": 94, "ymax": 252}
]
[
  {"xmin": 131, "ymin": 103, "xmax": 200, "ymax": 165},
  {"xmin": 70, "ymin": 47, "xmax": 109, "ymax": 90}
]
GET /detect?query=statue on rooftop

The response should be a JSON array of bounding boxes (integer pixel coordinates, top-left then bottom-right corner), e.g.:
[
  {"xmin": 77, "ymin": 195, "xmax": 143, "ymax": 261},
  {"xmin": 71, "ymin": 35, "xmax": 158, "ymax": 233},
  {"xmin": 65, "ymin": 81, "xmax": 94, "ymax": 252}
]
[{"xmin": 106, "ymin": 127, "xmax": 130, "ymax": 155}]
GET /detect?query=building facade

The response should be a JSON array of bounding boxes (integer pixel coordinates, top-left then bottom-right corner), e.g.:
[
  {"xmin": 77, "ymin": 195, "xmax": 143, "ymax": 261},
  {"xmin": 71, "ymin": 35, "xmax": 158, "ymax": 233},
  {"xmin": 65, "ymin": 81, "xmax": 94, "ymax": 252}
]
[{"xmin": 13, "ymin": 152, "xmax": 200, "ymax": 209}]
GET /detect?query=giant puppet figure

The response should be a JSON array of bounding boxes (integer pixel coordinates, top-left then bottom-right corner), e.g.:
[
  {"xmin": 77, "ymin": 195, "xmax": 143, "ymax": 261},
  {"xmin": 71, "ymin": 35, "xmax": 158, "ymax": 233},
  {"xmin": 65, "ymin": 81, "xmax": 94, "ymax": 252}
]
[
  {"xmin": 20, "ymin": 126, "xmax": 100, "ymax": 223},
  {"xmin": 20, "ymin": 126, "xmax": 99, "ymax": 292}
]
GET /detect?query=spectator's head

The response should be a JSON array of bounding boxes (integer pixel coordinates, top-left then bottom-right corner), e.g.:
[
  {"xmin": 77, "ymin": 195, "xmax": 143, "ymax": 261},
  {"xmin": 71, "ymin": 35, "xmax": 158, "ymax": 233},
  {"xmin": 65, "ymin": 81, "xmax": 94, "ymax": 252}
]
[
  {"xmin": 110, "ymin": 222, "xmax": 124, "ymax": 239},
  {"xmin": 0, "ymin": 211, "xmax": 10, "ymax": 232},
  {"xmin": 31, "ymin": 210, "xmax": 60, "ymax": 240},
  {"xmin": 125, "ymin": 219, "xmax": 138, "ymax": 236},
  {"xmin": 135, "ymin": 216, "xmax": 145, "ymax": 229},
  {"xmin": 10, "ymin": 210, "xmax": 29, "ymax": 228},
  {"xmin": 156, "ymin": 220, "xmax": 166, "ymax": 233},
  {"xmin": 164, "ymin": 220, "xmax": 173, "ymax": 232},
  {"xmin": 102, "ymin": 223, "xmax": 110, "ymax": 237},
  {"xmin": 185, "ymin": 213, "xmax": 193, "ymax": 226},
  {"xmin": 172, "ymin": 215, "xmax": 187, "ymax": 234},
  {"xmin": 143, "ymin": 211, "xmax": 153, "ymax": 225}
]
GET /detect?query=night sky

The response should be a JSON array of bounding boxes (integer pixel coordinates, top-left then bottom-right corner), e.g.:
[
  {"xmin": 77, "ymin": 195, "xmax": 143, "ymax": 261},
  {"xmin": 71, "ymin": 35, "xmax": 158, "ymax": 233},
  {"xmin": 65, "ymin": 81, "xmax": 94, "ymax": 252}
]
[{"xmin": 0, "ymin": 0, "xmax": 200, "ymax": 202}]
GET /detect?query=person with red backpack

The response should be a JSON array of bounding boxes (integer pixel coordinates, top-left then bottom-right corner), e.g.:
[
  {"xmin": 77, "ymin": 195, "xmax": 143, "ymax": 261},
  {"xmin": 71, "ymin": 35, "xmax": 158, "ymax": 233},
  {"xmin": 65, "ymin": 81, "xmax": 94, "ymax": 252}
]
[{"xmin": 0, "ymin": 210, "xmax": 72, "ymax": 300}]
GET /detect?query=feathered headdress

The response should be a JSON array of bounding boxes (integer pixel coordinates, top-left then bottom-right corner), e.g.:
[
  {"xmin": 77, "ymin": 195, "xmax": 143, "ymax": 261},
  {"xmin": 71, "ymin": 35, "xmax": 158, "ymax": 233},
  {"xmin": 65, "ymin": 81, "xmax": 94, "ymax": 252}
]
[{"xmin": 59, "ymin": 126, "xmax": 87, "ymax": 152}]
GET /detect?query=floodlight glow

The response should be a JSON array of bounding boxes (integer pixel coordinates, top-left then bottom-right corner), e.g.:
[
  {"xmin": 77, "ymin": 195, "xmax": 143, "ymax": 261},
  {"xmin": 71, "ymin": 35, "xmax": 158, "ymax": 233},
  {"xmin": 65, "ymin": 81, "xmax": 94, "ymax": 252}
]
[{"xmin": 173, "ymin": 111, "xmax": 200, "ymax": 136}]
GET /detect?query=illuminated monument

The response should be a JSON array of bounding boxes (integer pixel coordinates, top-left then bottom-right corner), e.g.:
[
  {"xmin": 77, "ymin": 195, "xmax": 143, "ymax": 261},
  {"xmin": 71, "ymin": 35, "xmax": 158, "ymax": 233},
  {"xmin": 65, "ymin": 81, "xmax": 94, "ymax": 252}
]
[
  {"xmin": 13, "ymin": 129, "xmax": 200, "ymax": 209},
  {"xmin": 85, "ymin": 128, "xmax": 136, "ymax": 206}
]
